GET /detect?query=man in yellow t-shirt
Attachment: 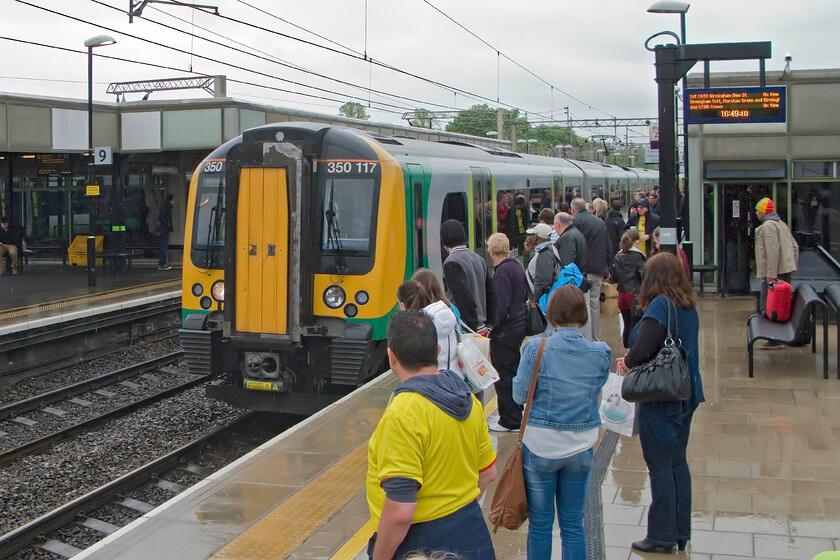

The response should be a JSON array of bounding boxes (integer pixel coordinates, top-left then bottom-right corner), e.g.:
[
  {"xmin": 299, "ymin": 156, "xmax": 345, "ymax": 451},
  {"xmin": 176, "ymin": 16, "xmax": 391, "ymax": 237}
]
[{"xmin": 366, "ymin": 310, "xmax": 498, "ymax": 560}]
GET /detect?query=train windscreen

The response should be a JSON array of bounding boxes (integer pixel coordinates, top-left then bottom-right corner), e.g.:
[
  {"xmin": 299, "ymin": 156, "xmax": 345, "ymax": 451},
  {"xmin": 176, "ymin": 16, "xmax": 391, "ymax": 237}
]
[{"xmin": 322, "ymin": 177, "xmax": 375, "ymax": 252}]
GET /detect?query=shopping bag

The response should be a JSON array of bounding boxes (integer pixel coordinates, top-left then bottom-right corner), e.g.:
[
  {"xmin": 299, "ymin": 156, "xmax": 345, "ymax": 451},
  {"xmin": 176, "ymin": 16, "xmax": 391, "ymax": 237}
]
[
  {"xmin": 600, "ymin": 372, "xmax": 638, "ymax": 437},
  {"xmin": 600, "ymin": 282, "xmax": 620, "ymax": 315},
  {"xmin": 457, "ymin": 335, "xmax": 498, "ymax": 391}
]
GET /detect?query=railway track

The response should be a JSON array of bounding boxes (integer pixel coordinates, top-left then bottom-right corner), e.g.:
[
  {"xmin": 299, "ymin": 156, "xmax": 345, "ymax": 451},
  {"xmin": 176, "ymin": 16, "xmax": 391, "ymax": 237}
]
[
  {"xmin": 0, "ymin": 352, "xmax": 199, "ymax": 466},
  {"xmin": 0, "ymin": 414, "xmax": 289, "ymax": 559}
]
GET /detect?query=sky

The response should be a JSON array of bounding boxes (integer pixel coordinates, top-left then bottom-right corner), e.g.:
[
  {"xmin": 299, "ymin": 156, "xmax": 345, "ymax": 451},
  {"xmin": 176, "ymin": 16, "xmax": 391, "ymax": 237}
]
[{"xmin": 1, "ymin": 0, "xmax": 839, "ymax": 144}]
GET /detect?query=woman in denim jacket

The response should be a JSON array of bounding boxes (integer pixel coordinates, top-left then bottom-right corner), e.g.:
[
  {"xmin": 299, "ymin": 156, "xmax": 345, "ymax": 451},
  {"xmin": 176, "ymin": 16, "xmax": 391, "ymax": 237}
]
[{"xmin": 513, "ymin": 285, "xmax": 611, "ymax": 560}]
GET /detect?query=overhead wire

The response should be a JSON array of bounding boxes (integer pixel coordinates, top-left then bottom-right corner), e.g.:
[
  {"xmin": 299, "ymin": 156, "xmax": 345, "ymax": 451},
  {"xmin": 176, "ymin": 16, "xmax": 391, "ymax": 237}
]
[
  {"xmin": 13, "ymin": 0, "xmax": 415, "ymax": 115},
  {"xmin": 101, "ymin": 0, "xmax": 460, "ymax": 112},
  {"xmin": 418, "ymin": 0, "xmax": 615, "ymax": 119},
  {"xmin": 0, "ymin": 36, "xmax": 406, "ymax": 116}
]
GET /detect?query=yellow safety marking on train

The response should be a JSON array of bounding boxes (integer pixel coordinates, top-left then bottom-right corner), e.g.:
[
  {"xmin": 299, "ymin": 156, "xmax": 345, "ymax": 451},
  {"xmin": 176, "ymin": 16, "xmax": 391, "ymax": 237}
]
[
  {"xmin": 0, "ymin": 280, "xmax": 180, "ymax": 320},
  {"xmin": 211, "ymin": 443, "xmax": 369, "ymax": 560},
  {"xmin": 328, "ymin": 396, "xmax": 499, "ymax": 560}
]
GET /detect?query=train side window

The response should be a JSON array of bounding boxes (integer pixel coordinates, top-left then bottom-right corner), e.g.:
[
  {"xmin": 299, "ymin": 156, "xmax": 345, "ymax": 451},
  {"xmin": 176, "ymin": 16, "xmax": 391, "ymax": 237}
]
[{"xmin": 440, "ymin": 192, "xmax": 468, "ymax": 267}]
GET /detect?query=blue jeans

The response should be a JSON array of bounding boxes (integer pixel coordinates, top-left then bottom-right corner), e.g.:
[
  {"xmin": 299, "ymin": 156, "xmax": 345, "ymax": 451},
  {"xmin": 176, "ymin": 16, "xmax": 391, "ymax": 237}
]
[{"xmin": 522, "ymin": 444, "xmax": 594, "ymax": 560}]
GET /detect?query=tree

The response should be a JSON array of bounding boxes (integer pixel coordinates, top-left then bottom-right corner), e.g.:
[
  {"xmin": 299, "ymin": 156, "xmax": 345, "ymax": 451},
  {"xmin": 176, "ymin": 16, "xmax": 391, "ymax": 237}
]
[
  {"xmin": 445, "ymin": 104, "xmax": 529, "ymax": 139},
  {"xmin": 527, "ymin": 125, "xmax": 585, "ymax": 156},
  {"xmin": 409, "ymin": 108, "xmax": 435, "ymax": 129},
  {"xmin": 338, "ymin": 102, "xmax": 370, "ymax": 120}
]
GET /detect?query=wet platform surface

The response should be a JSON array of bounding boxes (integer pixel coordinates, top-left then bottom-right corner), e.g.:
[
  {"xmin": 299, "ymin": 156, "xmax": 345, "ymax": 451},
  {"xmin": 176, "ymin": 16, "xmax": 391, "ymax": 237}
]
[{"xmin": 75, "ymin": 295, "xmax": 840, "ymax": 560}]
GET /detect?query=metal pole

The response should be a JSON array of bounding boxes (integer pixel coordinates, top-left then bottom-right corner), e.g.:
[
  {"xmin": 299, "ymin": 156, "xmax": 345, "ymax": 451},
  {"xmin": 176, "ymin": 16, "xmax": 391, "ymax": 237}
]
[
  {"xmin": 87, "ymin": 46, "xmax": 94, "ymax": 237},
  {"xmin": 680, "ymin": 13, "xmax": 690, "ymax": 244},
  {"xmin": 656, "ymin": 46, "xmax": 678, "ymax": 256},
  {"xmin": 87, "ymin": 235, "xmax": 96, "ymax": 287}
]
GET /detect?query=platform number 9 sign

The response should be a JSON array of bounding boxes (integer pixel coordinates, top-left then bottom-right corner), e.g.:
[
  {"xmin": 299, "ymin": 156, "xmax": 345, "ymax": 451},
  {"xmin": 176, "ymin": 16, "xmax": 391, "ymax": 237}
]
[{"xmin": 94, "ymin": 146, "xmax": 113, "ymax": 165}]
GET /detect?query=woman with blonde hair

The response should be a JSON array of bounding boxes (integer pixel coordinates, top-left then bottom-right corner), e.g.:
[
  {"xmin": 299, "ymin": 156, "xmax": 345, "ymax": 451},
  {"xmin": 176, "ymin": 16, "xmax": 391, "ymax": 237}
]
[
  {"xmin": 486, "ymin": 232, "xmax": 528, "ymax": 431},
  {"xmin": 592, "ymin": 197, "xmax": 608, "ymax": 220}
]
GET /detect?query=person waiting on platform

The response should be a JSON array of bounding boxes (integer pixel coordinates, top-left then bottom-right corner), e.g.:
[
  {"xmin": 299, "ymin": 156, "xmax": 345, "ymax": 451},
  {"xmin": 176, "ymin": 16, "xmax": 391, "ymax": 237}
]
[
  {"xmin": 157, "ymin": 193, "xmax": 174, "ymax": 271},
  {"xmin": 610, "ymin": 230, "xmax": 645, "ymax": 350},
  {"xmin": 0, "ymin": 216, "xmax": 25, "ymax": 275},
  {"xmin": 486, "ymin": 232, "xmax": 527, "ymax": 432},
  {"xmin": 650, "ymin": 227, "xmax": 691, "ymax": 280},
  {"xmin": 513, "ymin": 285, "xmax": 611, "ymax": 560},
  {"xmin": 366, "ymin": 310, "xmax": 497, "ymax": 560},
  {"xmin": 617, "ymin": 253, "xmax": 704, "ymax": 554},
  {"xmin": 754, "ymin": 197, "xmax": 799, "ymax": 349}
]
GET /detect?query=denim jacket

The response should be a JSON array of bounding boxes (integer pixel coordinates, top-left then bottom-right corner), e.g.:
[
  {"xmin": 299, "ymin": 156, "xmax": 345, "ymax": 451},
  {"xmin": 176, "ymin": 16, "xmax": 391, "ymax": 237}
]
[{"xmin": 513, "ymin": 328, "xmax": 611, "ymax": 430}]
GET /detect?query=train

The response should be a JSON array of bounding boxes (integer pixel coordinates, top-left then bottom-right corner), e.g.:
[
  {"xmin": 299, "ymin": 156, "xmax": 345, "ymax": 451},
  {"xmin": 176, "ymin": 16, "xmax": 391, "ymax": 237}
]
[{"xmin": 179, "ymin": 122, "xmax": 657, "ymax": 413}]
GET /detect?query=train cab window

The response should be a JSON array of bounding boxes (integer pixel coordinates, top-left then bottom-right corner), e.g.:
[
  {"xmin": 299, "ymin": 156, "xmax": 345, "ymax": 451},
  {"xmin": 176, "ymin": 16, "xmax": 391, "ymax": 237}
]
[
  {"xmin": 193, "ymin": 175, "xmax": 225, "ymax": 249},
  {"xmin": 322, "ymin": 178, "xmax": 375, "ymax": 252}
]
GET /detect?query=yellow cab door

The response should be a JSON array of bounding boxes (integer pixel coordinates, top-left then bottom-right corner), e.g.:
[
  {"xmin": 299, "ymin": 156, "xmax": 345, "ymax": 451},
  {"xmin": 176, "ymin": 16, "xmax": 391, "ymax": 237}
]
[{"xmin": 235, "ymin": 167, "xmax": 288, "ymax": 334}]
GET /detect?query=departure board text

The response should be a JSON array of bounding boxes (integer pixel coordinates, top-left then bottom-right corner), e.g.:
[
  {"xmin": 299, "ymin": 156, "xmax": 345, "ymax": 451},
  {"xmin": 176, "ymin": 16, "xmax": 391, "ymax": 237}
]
[{"xmin": 684, "ymin": 87, "xmax": 786, "ymax": 124}]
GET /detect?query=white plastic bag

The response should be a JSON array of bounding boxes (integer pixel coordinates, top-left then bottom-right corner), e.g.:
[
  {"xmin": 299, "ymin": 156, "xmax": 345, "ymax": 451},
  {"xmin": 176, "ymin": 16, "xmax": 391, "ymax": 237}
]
[
  {"xmin": 457, "ymin": 335, "xmax": 499, "ymax": 391},
  {"xmin": 600, "ymin": 372, "xmax": 638, "ymax": 437}
]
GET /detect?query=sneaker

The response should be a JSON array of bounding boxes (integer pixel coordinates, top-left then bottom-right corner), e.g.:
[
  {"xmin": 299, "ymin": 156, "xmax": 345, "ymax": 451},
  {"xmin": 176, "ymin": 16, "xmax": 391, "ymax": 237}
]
[
  {"xmin": 758, "ymin": 341, "xmax": 783, "ymax": 350},
  {"xmin": 487, "ymin": 419, "xmax": 519, "ymax": 433},
  {"xmin": 158, "ymin": 265, "xmax": 173, "ymax": 271}
]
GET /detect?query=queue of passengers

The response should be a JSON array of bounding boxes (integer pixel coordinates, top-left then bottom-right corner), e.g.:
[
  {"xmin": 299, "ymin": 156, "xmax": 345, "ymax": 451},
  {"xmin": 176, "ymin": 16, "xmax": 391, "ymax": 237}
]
[{"xmin": 365, "ymin": 199, "xmax": 703, "ymax": 560}]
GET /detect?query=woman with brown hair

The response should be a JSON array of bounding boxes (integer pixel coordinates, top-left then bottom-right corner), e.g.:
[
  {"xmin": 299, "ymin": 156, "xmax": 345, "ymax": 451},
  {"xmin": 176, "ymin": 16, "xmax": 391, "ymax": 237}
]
[
  {"xmin": 617, "ymin": 253, "xmax": 705, "ymax": 553},
  {"xmin": 513, "ymin": 284, "xmax": 611, "ymax": 560},
  {"xmin": 403, "ymin": 269, "xmax": 462, "ymax": 378}
]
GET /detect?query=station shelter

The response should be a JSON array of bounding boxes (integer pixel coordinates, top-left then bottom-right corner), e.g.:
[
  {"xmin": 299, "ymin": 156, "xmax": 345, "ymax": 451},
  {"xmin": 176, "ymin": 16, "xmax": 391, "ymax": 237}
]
[
  {"xmin": 686, "ymin": 68, "xmax": 840, "ymax": 294},
  {"xmin": 0, "ymin": 77, "xmax": 506, "ymax": 255}
]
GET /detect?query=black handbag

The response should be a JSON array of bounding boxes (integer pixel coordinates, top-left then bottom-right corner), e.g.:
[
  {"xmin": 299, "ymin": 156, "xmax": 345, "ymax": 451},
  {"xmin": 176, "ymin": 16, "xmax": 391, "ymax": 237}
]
[
  {"xmin": 621, "ymin": 297, "xmax": 691, "ymax": 403},
  {"xmin": 524, "ymin": 283, "xmax": 548, "ymax": 336}
]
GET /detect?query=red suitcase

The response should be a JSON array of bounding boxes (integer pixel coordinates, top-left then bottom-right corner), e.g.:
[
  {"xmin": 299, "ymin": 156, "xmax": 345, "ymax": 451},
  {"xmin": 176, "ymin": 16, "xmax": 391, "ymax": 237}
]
[{"xmin": 765, "ymin": 280, "xmax": 792, "ymax": 322}]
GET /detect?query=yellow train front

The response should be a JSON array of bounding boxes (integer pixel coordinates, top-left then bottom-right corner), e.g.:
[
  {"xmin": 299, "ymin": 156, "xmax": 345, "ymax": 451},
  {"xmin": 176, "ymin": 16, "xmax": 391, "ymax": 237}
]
[{"xmin": 180, "ymin": 123, "xmax": 406, "ymax": 413}]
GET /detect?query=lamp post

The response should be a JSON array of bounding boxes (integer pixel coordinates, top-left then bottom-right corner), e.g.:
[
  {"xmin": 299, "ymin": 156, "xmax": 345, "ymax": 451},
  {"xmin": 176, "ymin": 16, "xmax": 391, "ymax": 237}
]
[
  {"xmin": 556, "ymin": 144, "xmax": 574, "ymax": 158},
  {"xmin": 648, "ymin": 1, "xmax": 690, "ymax": 242},
  {"xmin": 517, "ymin": 138, "xmax": 537, "ymax": 154},
  {"xmin": 84, "ymin": 35, "xmax": 116, "ymax": 195}
]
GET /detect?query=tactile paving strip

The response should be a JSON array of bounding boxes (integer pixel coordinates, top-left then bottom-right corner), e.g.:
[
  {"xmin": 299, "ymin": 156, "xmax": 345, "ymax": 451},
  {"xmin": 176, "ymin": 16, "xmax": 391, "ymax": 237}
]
[
  {"xmin": 584, "ymin": 430, "xmax": 620, "ymax": 560},
  {"xmin": 0, "ymin": 280, "xmax": 179, "ymax": 320},
  {"xmin": 211, "ymin": 443, "xmax": 368, "ymax": 560}
]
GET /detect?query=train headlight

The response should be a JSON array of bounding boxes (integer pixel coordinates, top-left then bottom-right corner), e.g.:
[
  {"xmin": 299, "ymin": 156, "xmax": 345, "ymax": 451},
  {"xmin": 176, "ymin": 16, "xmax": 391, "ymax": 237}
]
[
  {"xmin": 200, "ymin": 296, "xmax": 212, "ymax": 310},
  {"xmin": 354, "ymin": 291, "xmax": 369, "ymax": 305},
  {"xmin": 323, "ymin": 285, "xmax": 346, "ymax": 309},
  {"xmin": 344, "ymin": 304, "xmax": 358, "ymax": 318},
  {"xmin": 191, "ymin": 283, "xmax": 204, "ymax": 297},
  {"xmin": 211, "ymin": 280, "xmax": 225, "ymax": 302}
]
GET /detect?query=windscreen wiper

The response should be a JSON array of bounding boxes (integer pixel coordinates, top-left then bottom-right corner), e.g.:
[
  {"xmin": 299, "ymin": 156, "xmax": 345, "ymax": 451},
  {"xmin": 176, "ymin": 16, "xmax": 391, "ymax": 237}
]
[{"xmin": 325, "ymin": 180, "xmax": 349, "ymax": 275}]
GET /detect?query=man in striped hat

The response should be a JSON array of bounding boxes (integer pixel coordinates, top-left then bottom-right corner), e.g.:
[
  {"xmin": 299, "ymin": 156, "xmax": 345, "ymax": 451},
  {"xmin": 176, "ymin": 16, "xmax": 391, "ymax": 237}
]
[{"xmin": 754, "ymin": 197, "xmax": 799, "ymax": 348}]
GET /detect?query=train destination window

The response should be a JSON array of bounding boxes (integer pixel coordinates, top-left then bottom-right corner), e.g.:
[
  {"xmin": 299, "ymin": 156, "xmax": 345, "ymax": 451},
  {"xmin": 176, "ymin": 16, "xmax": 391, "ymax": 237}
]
[
  {"xmin": 322, "ymin": 178, "xmax": 375, "ymax": 252},
  {"xmin": 684, "ymin": 86, "xmax": 786, "ymax": 124}
]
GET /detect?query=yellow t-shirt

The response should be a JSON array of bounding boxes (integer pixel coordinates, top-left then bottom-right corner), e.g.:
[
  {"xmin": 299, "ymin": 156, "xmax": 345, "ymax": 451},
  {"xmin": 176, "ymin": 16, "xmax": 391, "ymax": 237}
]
[{"xmin": 366, "ymin": 391, "xmax": 496, "ymax": 528}]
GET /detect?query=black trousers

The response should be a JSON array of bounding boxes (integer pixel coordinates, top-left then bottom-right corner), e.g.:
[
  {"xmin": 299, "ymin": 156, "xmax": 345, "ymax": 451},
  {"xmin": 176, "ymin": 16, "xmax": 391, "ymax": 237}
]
[{"xmin": 490, "ymin": 327, "xmax": 526, "ymax": 430}]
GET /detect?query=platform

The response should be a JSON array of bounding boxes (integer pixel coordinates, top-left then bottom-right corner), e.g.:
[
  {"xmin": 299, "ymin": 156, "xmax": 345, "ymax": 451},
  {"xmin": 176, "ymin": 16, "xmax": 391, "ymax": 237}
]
[
  {"xmin": 72, "ymin": 296, "xmax": 839, "ymax": 560},
  {"xmin": 0, "ymin": 261, "xmax": 181, "ymax": 335}
]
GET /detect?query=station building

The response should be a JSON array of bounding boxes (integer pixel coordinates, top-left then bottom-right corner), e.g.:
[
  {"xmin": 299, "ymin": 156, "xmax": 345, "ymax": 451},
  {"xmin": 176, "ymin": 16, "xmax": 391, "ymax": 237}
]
[
  {"xmin": 0, "ymin": 76, "xmax": 505, "ymax": 253},
  {"xmin": 686, "ymin": 68, "xmax": 840, "ymax": 293}
]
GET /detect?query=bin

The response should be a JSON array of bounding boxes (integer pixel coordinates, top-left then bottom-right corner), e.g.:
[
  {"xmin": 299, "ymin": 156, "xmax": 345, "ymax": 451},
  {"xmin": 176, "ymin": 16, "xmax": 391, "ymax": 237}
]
[{"xmin": 68, "ymin": 235, "xmax": 103, "ymax": 266}]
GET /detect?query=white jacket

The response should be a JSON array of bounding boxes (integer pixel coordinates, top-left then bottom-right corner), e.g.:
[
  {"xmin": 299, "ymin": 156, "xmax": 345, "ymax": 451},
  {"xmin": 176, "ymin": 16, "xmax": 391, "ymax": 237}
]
[{"xmin": 423, "ymin": 301, "xmax": 463, "ymax": 378}]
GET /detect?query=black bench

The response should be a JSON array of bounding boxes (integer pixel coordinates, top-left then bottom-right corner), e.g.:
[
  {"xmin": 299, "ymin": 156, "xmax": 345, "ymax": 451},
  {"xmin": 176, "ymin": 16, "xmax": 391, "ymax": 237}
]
[
  {"xmin": 92, "ymin": 250, "xmax": 143, "ymax": 275},
  {"xmin": 22, "ymin": 244, "xmax": 69, "ymax": 268},
  {"xmin": 692, "ymin": 264, "xmax": 718, "ymax": 294},
  {"xmin": 747, "ymin": 283, "xmax": 829, "ymax": 379},
  {"xmin": 824, "ymin": 283, "xmax": 840, "ymax": 378}
]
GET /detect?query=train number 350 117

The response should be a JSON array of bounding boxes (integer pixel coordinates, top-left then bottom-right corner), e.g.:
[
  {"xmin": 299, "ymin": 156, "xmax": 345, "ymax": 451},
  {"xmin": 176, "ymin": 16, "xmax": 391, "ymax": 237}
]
[{"xmin": 326, "ymin": 161, "xmax": 378, "ymax": 174}]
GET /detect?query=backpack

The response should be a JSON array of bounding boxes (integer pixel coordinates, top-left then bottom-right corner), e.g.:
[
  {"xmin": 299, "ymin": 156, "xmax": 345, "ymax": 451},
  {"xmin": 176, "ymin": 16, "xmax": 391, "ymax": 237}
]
[{"xmin": 537, "ymin": 263, "xmax": 585, "ymax": 312}]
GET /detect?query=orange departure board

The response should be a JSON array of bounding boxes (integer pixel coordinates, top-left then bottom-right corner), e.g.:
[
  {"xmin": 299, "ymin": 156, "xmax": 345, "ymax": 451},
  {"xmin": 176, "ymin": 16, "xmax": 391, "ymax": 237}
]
[{"xmin": 684, "ymin": 87, "xmax": 786, "ymax": 124}]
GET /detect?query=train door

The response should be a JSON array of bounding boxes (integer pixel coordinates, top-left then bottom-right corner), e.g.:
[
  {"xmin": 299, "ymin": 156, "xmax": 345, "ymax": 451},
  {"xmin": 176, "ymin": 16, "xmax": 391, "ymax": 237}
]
[
  {"xmin": 718, "ymin": 183, "xmax": 772, "ymax": 294},
  {"xmin": 470, "ymin": 166, "xmax": 492, "ymax": 264},
  {"xmin": 406, "ymin": 164, "xmax": 426, "ymax": 270},
  {"xmin": 235, "ymin": 167, "xmax": 289, "ymax": 334}
]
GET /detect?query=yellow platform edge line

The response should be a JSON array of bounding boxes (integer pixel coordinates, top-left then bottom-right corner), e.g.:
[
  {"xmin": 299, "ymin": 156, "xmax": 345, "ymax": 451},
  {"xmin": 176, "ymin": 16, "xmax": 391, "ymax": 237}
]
[{"xmin": 328, "ymin": 396, "xmax": 499, "ymax": 560}]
